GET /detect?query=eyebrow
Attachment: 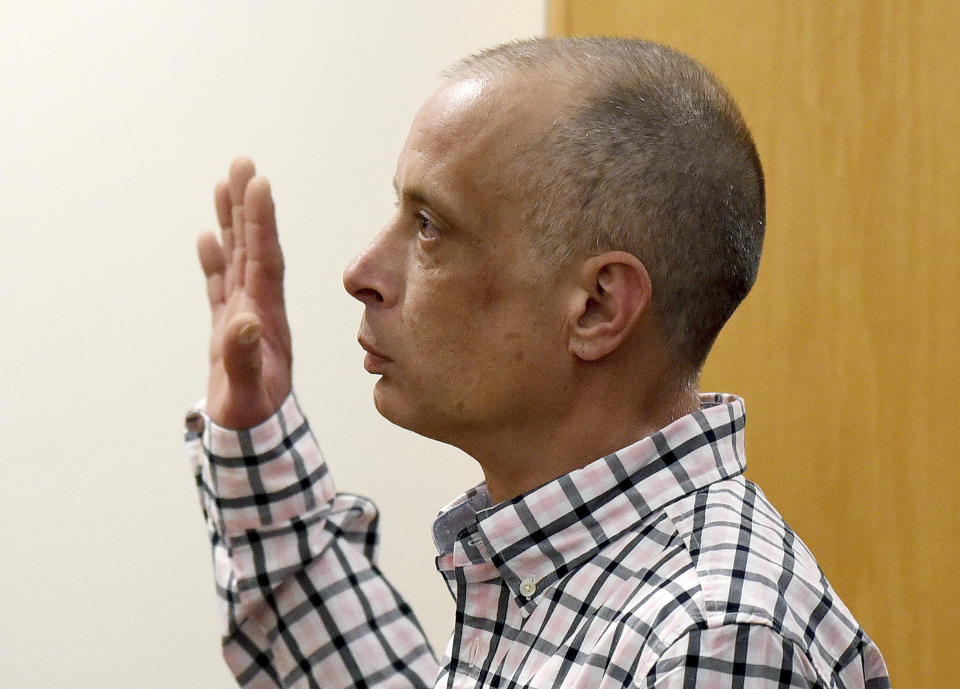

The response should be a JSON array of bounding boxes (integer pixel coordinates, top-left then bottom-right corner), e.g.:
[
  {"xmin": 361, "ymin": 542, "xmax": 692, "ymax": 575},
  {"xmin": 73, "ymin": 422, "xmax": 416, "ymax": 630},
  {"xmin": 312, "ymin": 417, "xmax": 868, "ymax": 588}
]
[
  {"xmin": 392, "ymin": 175, "xmax": 433, "ymax": 211},
  {"xmin": 391, "ymin": 173, "xmax": 466, "ymax": 234}
]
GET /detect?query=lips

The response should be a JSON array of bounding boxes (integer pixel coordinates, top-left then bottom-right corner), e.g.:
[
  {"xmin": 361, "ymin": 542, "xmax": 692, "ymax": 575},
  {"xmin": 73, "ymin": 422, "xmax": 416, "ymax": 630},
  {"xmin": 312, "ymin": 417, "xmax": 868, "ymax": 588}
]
[{"xmin": 358, "ymin": 335, "xmax": 392, "ymax": 374}]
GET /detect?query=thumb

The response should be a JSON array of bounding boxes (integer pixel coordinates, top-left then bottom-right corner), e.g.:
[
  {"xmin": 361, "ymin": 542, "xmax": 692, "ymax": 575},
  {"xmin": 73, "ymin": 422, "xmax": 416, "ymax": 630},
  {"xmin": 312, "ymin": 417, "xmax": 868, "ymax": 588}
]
[{"xmin": 222, "ymin": 314, "xmax": 264, "ymax": 389}]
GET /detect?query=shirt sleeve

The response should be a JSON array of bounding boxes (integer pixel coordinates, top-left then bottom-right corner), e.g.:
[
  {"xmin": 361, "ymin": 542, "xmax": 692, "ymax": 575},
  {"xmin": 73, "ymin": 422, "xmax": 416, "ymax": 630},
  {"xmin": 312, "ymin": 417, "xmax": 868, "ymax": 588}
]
[
  {"xmin": 185, "ymin": 393, "xmax": 439, "ymax": 689},
  {"xmin": 645, "ymin": 624, "xmax": 819, "ymax": 688}
]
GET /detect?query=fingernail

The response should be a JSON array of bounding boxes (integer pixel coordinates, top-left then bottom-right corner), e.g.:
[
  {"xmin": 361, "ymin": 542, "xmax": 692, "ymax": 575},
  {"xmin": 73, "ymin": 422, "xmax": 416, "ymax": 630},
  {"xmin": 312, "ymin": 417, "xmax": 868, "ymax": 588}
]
[{"xmin": 237, "ymin": 322, "xmax": 262, "ymax": 345}]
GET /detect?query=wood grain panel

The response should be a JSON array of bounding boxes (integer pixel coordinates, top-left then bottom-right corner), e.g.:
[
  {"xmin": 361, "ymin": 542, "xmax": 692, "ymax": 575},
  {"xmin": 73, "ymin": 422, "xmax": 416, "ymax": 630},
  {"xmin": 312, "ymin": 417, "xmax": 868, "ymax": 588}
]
[{"xmin": 549, "ymin": 2, "xmax": 960, "ymax": 685}]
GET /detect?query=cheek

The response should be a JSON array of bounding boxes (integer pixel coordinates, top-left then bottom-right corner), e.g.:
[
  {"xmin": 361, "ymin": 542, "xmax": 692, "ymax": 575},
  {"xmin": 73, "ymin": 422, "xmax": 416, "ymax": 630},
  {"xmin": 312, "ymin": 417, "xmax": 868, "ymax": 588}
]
[
  {"xmin": 504, "ymin": 330, "xmax": 528, "ymax": 362},
  {"xmin": 399, "ymin": 256, "xmax": 555, "ymax": 382},
  {"xmin": 402, "ymin": 266, "xmax": 492, "ymax": 339}
]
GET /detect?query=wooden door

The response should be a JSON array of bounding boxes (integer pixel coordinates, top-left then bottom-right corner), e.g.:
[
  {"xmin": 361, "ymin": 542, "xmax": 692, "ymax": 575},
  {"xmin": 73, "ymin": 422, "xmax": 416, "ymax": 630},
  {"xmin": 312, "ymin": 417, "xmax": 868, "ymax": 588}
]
[{"xmin": 549, "ymin": 2, "xmax": 960, "ymax": 685}]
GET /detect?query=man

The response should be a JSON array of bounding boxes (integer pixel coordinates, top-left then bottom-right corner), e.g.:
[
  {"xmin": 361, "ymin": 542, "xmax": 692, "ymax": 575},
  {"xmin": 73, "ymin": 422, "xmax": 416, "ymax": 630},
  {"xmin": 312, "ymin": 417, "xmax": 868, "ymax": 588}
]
[{"xmin": 187, "ymin": 38, "xmax": 890, "ymax": 688}]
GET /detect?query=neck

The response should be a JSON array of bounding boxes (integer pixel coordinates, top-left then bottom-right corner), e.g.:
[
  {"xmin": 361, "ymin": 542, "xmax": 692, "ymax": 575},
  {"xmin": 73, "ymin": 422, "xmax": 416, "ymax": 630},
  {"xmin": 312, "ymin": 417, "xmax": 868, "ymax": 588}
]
[{"xmin": 468, "ymin": 366, "xmax": 700, "ymax": 504}]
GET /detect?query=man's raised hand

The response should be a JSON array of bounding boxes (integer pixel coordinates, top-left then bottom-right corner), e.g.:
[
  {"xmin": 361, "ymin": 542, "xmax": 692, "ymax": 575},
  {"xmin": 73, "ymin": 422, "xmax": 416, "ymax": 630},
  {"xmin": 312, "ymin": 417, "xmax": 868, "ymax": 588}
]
[{"xmin": 197, "ymin": 158, "xmax": 293, "ymax": 429}]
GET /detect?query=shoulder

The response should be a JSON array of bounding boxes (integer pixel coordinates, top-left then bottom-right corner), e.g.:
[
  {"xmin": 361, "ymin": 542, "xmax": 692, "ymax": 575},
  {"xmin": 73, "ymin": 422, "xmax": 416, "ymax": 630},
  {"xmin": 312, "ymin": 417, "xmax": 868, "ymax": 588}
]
[
  {"xmin": 646, "ymin": 623, "xmax": 818, "ymax": 687},
  {"xmin": 663, "ymin": 476, "xmax": 824, "ymax": 630},
  {"xmin": 605, "ymin": 477, "xmax": 886, "ymax": 687},
  {"xmin": 639, "ymin": 622, "xmax": 889, "ymax": 689}
]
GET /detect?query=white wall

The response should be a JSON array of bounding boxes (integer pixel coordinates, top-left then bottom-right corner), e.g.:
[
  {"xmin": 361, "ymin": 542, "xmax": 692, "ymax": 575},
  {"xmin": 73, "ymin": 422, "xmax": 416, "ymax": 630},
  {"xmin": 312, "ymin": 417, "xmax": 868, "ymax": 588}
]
[{"xmin": 0, "ymin": 2, "xmax": 543, "ymax": 686}]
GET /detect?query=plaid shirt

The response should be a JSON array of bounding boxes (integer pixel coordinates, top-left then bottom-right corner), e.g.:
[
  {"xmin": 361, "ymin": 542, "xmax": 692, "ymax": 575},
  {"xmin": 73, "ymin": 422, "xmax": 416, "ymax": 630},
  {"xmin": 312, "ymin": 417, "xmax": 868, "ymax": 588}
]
[{"xmin": 186, "ymin": 392, "xmax": 890, "ymax": 688}]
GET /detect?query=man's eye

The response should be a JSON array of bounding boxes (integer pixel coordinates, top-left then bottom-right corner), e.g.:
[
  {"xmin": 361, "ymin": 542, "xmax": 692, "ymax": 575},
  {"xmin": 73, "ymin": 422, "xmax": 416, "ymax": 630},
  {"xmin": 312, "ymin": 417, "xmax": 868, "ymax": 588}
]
[{"xmin": 416, "ymin": 211, "xmax": 440, "ymax": 239}]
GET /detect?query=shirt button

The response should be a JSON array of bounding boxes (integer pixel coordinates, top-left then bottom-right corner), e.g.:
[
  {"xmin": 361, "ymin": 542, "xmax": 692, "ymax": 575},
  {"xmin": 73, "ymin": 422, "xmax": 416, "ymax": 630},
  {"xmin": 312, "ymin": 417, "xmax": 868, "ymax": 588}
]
[{"xmin": 519, "ymin": 577, "xmax": 537, "ymax": 597}]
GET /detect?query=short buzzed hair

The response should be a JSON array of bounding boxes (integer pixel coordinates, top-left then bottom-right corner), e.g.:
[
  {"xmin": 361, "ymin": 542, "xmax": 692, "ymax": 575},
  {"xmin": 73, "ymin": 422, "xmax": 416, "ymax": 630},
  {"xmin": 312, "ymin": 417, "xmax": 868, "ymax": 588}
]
[{"xmin": 449, "ymin": 37, "xmax": 765, "ymax": 374}]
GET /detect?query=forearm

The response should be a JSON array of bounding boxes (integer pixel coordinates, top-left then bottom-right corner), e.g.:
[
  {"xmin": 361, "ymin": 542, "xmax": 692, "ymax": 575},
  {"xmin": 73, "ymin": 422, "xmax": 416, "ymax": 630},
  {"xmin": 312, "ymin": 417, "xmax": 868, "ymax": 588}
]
[{"xmin": 186, "ymin": 394, "xmax": 438, "ymax": 689}]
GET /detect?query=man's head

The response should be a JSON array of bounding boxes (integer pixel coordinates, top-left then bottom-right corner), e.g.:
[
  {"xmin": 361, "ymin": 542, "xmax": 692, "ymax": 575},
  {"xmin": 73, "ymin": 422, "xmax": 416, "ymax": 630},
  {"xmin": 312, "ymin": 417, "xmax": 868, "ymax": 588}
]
[
  {"xmin": 343, "ymin": 37, "xmax": 764, "ymax": 470},
  {"xmin": 449, "ymin": 37, "xmax": 765, "ymax": 375}
]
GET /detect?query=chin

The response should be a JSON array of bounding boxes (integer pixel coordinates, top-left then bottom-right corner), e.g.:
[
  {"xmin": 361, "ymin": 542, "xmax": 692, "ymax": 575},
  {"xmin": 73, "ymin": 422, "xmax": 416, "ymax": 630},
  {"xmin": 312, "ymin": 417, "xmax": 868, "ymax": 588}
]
[
  {"xmin": 372, "ymin": 380, "xmax": 457, "ymax": 444},
  {"xmin": 372, "ymin": 380, "xmax": 418, "ymax": 430}
]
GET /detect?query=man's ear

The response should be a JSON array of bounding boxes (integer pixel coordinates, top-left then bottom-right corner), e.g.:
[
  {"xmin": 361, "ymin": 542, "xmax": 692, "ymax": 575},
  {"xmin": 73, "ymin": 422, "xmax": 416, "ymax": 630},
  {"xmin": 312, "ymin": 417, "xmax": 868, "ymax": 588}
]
[{"xmin": 566, "ymin": 251, "xmax": 652, "ymax": 361}]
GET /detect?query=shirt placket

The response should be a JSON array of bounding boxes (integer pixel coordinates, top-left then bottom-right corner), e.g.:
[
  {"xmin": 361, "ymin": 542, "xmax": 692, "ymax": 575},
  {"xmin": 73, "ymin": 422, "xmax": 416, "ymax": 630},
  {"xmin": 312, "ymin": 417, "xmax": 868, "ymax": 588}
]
[{"xmin": 444, "ymin": 528, "xmax": 520, "ymax": 687}]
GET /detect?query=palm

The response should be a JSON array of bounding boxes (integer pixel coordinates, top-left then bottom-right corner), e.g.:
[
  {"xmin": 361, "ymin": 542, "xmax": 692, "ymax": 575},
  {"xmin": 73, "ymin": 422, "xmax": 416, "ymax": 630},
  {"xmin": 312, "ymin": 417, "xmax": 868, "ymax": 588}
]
[{"xmin": 198, "ymin": 158, "xmax": 292, "ymax": 429}]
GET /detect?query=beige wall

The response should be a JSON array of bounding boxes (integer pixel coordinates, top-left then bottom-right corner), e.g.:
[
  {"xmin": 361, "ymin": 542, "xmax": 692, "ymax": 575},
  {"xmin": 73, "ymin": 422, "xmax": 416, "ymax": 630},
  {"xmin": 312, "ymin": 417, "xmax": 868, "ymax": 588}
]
[
  {"xmin": 549, "ymin": 2, "xmax": 960, "ymax": 686},
  {"xmin": 0, "ymin": 3, "xmax": 543, "ymax": 686}
]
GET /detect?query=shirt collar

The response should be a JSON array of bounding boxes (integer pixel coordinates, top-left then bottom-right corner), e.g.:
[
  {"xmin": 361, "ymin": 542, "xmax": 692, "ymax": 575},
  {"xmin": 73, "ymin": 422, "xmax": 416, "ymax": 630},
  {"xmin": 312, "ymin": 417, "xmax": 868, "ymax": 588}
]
[{"xmin": 433, "ymin": 393, "xmax": 747, "ymax": 612}]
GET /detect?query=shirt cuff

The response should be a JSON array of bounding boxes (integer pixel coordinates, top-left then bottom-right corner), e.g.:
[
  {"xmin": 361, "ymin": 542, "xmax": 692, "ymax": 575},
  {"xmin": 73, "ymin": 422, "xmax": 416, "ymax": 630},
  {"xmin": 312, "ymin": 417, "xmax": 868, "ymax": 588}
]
[{"xmin": 187, "ymin": 392, "xmax": 337, "ymax": 535}]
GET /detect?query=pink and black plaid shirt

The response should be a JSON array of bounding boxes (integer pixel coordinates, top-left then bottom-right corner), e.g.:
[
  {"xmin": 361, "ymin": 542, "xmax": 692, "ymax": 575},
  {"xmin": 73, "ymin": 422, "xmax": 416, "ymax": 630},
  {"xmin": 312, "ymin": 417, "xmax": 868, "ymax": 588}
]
[{"xmin": 186, "ymin": 393, "xmax": 889, "ymax": 688}]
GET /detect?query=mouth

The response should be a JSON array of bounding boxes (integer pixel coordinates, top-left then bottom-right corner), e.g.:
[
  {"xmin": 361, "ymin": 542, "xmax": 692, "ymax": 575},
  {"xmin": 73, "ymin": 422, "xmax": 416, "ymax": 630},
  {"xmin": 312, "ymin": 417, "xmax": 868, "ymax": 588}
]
[{"xmin": 358, "ymin": 335, "xmax": 392, "ymax": 374}]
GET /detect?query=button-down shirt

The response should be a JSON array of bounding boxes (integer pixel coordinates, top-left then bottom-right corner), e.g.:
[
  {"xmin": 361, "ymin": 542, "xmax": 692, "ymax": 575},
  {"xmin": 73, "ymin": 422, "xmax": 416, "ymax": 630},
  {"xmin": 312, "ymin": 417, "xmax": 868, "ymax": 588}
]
[{"xmin": 186, "ymin": 392, "xmax": 889, "ymax": 688}]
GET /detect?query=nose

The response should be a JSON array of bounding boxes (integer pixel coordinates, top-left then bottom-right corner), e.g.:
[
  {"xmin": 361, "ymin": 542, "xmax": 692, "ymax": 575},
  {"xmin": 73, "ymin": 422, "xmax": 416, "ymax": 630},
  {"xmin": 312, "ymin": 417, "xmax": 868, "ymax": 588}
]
[{"xmin": 343, "ymin": 228, "xmax": 397, "ymax": 307}]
